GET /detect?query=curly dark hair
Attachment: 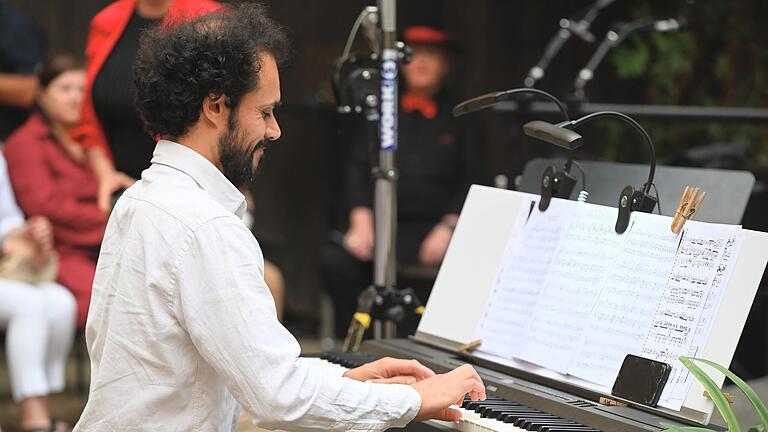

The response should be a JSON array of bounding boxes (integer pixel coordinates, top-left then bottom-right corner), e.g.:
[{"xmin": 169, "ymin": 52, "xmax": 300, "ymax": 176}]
[{"xmin": 134, "ymin": 2, "xmax": 289, "ymax": 138}]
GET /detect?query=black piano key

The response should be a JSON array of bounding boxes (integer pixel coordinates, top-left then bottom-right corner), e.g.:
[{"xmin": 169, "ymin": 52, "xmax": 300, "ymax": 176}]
[
  {"xmin": 530, "ymin": 419, "xmax": 598, "ymax": 431},
  {"xmin": 500, "ymin": 410, "xmax": 544, "ymax": 422},
  {"xmin": 479, "ymin": 403, "xmax": 523, "ymax": 415},
  {"xmin": 503, "ymin": 413, "xmax": 553, "ymax": 424},
  {"xmin": 535, "ymin": 426, "xmax": 591, "ymax": 432},
  {"xmin": 513, "ymin": 414, "xmax": 562, "ymax": 427},
  {"xmin": 525, "ymin": 419, "xmax": 576, "ymax": 429},
  {"xmin": 485, "ymin": 406, "xmax": 526, "ymax": 419},
  {"xmin": 495, "ymin": 407, "xmax": 545, "ymax": 419},
  {"xmin": 466, "ymin": 400, "xmax": 513, "ymax": 411}
]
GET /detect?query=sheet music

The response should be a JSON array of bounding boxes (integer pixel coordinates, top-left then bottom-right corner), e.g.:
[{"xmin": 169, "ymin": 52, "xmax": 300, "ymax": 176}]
[
  {"xmin": 516, "ymin": 203, "xmax": 625, "ymax": 373},
  {"xmin": 640, "ymin": 222, "xmax": 742, "ymax": 410},
  {"xmin": 568, "ymin": 212, "xmax": 679, "ymax": 386},
  {"xmin": 475, "ymin": 197, "xmax": 743, "ymax": 411},
  {"xmin": 476, "ymin": 198, "xmax": 575, "ymax": 359}
]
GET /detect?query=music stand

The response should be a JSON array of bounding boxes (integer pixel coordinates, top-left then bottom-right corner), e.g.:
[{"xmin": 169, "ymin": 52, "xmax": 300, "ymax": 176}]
[{"xmin": 517, "ymin": 158, "xmax": 755, "ymax": 224}]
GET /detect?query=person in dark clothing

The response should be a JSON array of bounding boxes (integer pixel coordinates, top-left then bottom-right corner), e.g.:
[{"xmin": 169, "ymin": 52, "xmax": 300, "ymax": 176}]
[
  {"xmin": 322, "ymin": 26, "xmax": 487, "ymax": 339},
  {"xmin": 90, "ymin": 10, "xmax": 162, "ymax": 181},
  {"xmin": 0, "ymin": 0, "xmax": 46, "ymax": 141},
  {"xmin": 72, "ymin": 0, "xmax": 221, "ymax": 213}
]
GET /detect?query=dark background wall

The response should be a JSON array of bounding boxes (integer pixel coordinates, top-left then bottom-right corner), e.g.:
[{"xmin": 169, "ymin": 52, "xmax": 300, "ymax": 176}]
[{"xmin": 10, "ymin": 0, "xmax": 766, "ymax": 322}]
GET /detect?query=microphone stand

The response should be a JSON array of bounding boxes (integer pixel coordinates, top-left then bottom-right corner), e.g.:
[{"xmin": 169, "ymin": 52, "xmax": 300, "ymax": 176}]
[
  {"xmin": 572, "ymin": 18, "xmax": 682, "ymax": 100},
  {"xmin": 332, "ymin": 1, "xmax": 423, "ymax": 352},
  {"xmin": 524, "ymin": 0, "xmax": 615, "ymax": 88}
]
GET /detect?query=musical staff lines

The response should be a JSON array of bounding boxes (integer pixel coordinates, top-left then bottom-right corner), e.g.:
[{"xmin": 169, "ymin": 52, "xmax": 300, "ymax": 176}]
[
  {"xmin": 475, "ymin": 197, "xmax": 742, "ymax": 412},
  {"xmin": 643, "ymin": 224, "xmax": 742, "ymax": 409}
]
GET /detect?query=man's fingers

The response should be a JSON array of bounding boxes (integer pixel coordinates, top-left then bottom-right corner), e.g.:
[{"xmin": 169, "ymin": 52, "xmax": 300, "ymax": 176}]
[{"xmin": 462, "ymin": 377, "xmax": 486, "ymax": 401}]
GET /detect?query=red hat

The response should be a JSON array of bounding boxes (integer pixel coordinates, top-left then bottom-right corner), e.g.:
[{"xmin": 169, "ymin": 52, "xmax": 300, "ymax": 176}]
[{"xmin": 403, "ymin": 26, "xmax": 449, "ymax": 47}]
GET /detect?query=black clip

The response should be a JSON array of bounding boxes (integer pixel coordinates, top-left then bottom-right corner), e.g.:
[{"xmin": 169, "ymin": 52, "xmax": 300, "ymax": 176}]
[
  {"xmin": 615, "ymin": 186, "xmax": 658, "ymax": 234},
  {"xmin": 539, "ymin": 165, "xmax": 577, "ymax": 211}
]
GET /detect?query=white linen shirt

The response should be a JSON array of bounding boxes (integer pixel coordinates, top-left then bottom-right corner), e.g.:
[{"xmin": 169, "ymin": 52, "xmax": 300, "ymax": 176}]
[{"xmin": 74, "ymin": 140, "xmax": 421, "ymax": 431}]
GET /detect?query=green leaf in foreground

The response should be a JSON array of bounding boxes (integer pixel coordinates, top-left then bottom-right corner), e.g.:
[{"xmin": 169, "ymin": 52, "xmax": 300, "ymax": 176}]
[
  {"xmin": 679, "ymin": 356, "xmax": 741, "ymax": 432},
  {"xmin": 691, "ymin": 358, "xmax": 768, "ymax": 431}
]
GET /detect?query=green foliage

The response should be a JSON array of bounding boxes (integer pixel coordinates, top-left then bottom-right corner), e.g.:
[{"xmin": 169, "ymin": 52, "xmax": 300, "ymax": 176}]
[
  {"xmin": 693, "ymin": 358, "xmax": 768, "ymax": 431},
  {"xmin": 603, "ymin": 1, "xmax": 768, "ymax": 164},
  {"xmin": 660, "ymin": 357, "xmax": 768, "ymax": 432},
  {"xmin": 678, "ymin": 356, "xmax": 741, "ymax": 432}
]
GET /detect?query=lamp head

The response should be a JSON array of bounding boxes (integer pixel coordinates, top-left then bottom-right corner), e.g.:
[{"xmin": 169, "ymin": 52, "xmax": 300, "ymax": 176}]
[{"xmin": 523, "ymin": 120, "xmax": 583, "ymax": 151}]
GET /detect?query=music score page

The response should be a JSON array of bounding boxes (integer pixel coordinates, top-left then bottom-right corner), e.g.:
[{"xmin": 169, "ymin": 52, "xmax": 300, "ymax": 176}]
[{"xmin": 475, "ymin": 197, "xmax": 742, "ymax": 410}]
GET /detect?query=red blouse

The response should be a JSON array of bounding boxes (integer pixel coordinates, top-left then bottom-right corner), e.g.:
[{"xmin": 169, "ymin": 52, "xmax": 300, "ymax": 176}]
[
  {"xmin": 71, "ymin": 0, "xmax": 221, "ymax": 159},
  {"xmin": 3, "ymin": 113, "xmax": 106, "ymax": 248}
]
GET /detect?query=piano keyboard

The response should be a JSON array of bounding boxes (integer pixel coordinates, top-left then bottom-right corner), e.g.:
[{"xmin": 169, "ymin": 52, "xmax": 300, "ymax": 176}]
[{"xmin": 305, "ymin": 354, "xmax": 602, "ymax": 432}]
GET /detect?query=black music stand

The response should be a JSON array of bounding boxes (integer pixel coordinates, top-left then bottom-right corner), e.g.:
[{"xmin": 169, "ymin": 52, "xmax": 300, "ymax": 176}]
[{"xmin": 517, "ymin": 158, "xmax": 755, "ymax": 224}]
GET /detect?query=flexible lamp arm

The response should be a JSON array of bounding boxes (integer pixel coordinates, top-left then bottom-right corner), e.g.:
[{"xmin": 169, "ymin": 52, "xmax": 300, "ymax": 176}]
[
  {"xmin": 453, "ymin": 88, "xmax": 570, "ymax": 122},
  {"xmin": 564, "ymin": 110, "xmax": 656, "ymax": 194},
  {"xmin": 454, "ymin": 88, "xmax": 574, "ymax": 173}
]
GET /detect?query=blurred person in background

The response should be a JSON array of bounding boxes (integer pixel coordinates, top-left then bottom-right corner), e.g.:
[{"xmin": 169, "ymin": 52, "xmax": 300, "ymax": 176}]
[
  {"xmin": 322, "ymin": 25, "xmax": 487, "ymax": 339},
  {"xmin": 0, "ymin": 151, "xmax": 76, "ymax": 432},
  {"xmin": 72, "ymin": 0, "xmax": 220, "ymax": 214},
  {"xmin": 0, "ymin": 0, "xmax": 46, "ymax": 141},
  {"xmin": 4, "ymin": 54, "xmax": 102, "ymax": 329}
]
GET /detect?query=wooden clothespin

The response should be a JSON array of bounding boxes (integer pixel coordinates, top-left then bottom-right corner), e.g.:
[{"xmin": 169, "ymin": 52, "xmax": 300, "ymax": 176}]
[
  {"xmin": 457, "ymin": 339, "xmax": 482, "ymax": 354},
  {"xmin": 671, "ymin": 186, "xmax": 707, "ymax": 234},
  {"xmin": 703, "ymin": 390, "xmax": 735, "ymax": 404},
  {"xmin": 598, "ymin": 397, "xmax": 628, "ymax": 407}
]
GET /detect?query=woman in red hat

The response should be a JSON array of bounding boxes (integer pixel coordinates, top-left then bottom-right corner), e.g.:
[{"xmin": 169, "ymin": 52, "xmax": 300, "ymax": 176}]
[{"xmin": 323, "ymin": 25, "xmax": 488, "ymax": 338}]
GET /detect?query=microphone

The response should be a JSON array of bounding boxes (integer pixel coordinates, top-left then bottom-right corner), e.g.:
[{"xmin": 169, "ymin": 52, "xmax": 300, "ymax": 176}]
[
  {"xmin": 572, "ymin": 18, "xmax": 684, "ymax": 100},
  {"xmin": 524, "ymin": 0, "xmax": 616, "ymax": 88}
]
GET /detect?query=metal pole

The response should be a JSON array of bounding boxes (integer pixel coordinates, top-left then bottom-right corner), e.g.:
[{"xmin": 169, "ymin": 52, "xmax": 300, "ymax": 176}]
[{"xmin": 373, "ymin": 0, "xmax": 398, "ymax": 289}]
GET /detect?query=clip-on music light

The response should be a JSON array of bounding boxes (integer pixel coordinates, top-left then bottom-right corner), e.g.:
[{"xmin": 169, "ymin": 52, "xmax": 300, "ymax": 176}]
[
  {"xmin": 523, "ymin": 111, "xmax": 658, "ymax": 233},
  {"xmin": 453, "ymin": 88, "xmax": 577, "ymax": 211}
]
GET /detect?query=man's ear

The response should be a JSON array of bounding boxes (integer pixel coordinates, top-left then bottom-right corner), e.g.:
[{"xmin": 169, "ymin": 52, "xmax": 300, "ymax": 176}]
[{"xmin": 202, "ymin": 93, "xmax": 230, "ymax": 129}]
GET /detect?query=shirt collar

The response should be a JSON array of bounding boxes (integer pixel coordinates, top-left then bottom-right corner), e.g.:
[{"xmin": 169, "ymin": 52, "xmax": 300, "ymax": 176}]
[{"xmin": 150, "ymin": 140, "xmax": 247, "ymax": 218}]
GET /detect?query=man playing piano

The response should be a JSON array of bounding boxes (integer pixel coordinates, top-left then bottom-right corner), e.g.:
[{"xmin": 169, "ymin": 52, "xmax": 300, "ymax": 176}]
[{"xmin": 73, "ymin": 3, "xmax": 485, "ymax": 431}]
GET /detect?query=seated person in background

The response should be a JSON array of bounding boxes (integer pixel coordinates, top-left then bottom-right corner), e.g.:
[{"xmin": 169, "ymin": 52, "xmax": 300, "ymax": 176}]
[
  {"xmin": 322, "ymin": 25, "xmax": 487, "ymax": 339},
  {"xmin": 3, "ymin": 54, "xmax": 105, "ymax": 329},
  {"xmin": 0, "ymin": 152, "xmax": 77, "ymax": 432}
]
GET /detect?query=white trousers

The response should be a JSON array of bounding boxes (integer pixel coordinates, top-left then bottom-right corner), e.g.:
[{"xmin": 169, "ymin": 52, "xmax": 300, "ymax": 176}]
[{"xmin": 0, "ymin": 278, "xmax": 76, "ymax": 401}]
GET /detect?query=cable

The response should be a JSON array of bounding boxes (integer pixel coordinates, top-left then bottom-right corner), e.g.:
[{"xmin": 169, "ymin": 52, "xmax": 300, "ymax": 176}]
[
  {"xmin": 567, "ymin": 111, "xmax": 656, "ymax": 195},
  {"xmin": 342, "ymin": 9, "xmax": 369, "ymax": 59},
  {"xmin": 571, "ymin": 159, "xmax": 587, "ymax": 191},
  {"xmin": 650, "ymin": 183, "xmax": 662, "ymax": 215}
]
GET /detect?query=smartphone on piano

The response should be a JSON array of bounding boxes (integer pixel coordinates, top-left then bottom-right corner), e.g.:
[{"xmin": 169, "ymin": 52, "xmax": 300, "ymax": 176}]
[{"xmin": 611, "ymin": 354, "xmax": 671, "ymax": 407}]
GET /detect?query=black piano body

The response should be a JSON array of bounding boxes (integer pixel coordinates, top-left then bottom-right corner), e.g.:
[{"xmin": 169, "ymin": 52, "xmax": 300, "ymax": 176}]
[{"xmin": 320, "ymin": 338, "xmax": 722, "ymax": 432}]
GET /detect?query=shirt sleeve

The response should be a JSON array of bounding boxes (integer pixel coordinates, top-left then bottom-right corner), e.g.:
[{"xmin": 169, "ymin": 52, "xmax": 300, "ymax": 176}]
[
  {"xmin": 0, "ymin": 153, "xmax": 25, "ymax": 238},
  {"xmin": 173, "ymin": 216, "xmax": 421, "ymax": 431}
]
